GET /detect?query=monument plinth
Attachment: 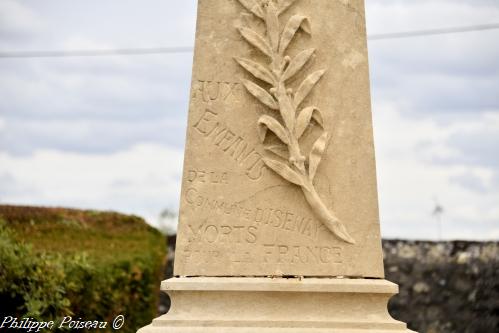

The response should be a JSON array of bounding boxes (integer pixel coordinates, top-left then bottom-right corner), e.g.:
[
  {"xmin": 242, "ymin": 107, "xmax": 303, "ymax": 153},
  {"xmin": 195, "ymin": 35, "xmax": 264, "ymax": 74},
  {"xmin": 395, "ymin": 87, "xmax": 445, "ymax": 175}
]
[{"xmin": 139, "ymin": 0, "xmax": 415, "ymax": 331}]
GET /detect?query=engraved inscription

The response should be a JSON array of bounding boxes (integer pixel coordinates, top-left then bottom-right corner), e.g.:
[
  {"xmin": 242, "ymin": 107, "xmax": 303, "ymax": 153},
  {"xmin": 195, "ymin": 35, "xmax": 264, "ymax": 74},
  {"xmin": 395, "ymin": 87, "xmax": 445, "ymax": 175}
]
[
  {"xmin": 184, "ymin": 187, "xmax": 326, "ymax": 241},
  {"xmin": 180, "ymin": 244, "xmax": 256, "ymax": 264},
  {"xmin": 180, "ymin": 246, "xmax": 223, "ymax": 264},
  {"xmin": 235, "ymin": 0, "xmax": 355, "ymax": 244},
  {"xmin": 178, "ymin": 242, "xmax": 342, "ymax": 266},
  {"xmin": 262, "ymin": 244, "xmax": 343, "ymax": 264},
  {"xmin": 187, "ymin": 169, "xmax": 229, "ymax": 184},
  {"xmin": 194, "ymin": 109, "xmax": 266, "ymax": 180},
  {"xmin": 192, "ymin": 80, "xmax": 241, "ymax": 103},
  {"xmin": 186, "ymin": 223, "xmax": 258, "ymax": 244}
]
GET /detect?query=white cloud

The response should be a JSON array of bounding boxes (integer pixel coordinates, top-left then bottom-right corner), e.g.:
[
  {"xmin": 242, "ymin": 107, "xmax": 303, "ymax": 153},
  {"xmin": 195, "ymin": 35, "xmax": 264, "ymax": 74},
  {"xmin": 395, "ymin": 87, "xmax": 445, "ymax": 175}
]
[
  {"xmin": 0, "ymin": 0, "xmax": 197, "ymax": 49},
  {"xmin": 0, "ymin": 0, "xmax": 44, "ymax": 44},
  {"xmin": 367, "ymin": 0, "xmax": 499, "ymax": 33},
  {"xmin": 373, "ymin": 104, "xmax": 499, "ymax": 240},
  {"xmin": 367, "ymin": 1, "xmax": 499, "ymax": 117},
  {"xmin": 0, "ymin": 144, "xmax": 184, "ymax": 228}
]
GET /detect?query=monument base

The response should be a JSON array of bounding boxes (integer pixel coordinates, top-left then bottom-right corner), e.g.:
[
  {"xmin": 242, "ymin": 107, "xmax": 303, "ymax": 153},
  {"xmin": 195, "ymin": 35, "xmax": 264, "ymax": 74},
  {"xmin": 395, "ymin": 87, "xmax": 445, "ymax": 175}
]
[{"xmin": 138, "ymin": 277, "xmax": 416, "ymax": 333}]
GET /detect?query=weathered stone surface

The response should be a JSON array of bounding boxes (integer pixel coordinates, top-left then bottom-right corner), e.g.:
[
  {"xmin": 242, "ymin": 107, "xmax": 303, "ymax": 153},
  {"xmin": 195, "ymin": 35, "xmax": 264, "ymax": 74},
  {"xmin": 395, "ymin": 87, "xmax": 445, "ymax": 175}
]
[{"xmin": 174, "ymin": 0, "xmax": 384, "ymax": 278}]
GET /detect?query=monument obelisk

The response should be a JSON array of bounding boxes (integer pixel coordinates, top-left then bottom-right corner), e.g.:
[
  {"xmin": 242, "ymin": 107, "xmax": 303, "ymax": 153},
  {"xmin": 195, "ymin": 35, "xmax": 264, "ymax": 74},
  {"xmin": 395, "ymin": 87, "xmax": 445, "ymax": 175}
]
[{"xmin": 139, "ymin": 0, "xmax": 416, "ymax": 331}]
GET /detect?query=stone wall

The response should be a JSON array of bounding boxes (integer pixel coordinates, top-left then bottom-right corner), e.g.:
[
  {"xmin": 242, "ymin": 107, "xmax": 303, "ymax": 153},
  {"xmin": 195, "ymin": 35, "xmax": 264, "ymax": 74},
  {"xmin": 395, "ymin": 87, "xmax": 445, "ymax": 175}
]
[
  {"xmin": 161, "ymin": 238, "xmax": 499, "ymax": 333},
  {"xmin": 384, "ymin": 240, "xmax": 498, "ymax": 333}
]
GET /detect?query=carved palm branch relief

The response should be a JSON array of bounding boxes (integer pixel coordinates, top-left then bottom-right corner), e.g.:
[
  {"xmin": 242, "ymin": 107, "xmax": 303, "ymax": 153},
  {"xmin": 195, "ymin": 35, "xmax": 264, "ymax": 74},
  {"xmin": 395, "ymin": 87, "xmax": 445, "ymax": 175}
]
[{"xmin": 235, "ymin": 0, "xmax": 355, "ymax": 244}]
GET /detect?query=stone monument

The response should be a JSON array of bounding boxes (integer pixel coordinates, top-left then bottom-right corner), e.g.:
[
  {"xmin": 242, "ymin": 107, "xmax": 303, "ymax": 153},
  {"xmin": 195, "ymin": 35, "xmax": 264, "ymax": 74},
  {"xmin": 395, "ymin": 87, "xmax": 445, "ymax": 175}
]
[{"xmin": 139, "ymin": 0, "xmax": 416, "ymax": 331}]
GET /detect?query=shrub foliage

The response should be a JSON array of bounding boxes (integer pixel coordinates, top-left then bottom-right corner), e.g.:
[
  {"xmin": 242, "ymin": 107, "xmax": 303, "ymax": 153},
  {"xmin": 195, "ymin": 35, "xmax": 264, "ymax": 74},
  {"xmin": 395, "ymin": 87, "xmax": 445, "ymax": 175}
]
[{"xmin": 0, "ymin": 205, "xmax": 165, "ymax": 332}]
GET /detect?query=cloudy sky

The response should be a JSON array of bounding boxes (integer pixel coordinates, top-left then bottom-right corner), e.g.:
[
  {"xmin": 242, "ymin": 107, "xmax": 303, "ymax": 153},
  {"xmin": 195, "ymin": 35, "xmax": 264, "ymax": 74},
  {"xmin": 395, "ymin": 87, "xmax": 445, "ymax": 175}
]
[{"xmin": 0, "ymin": 0, "xmax": 498, "ymax": 239}]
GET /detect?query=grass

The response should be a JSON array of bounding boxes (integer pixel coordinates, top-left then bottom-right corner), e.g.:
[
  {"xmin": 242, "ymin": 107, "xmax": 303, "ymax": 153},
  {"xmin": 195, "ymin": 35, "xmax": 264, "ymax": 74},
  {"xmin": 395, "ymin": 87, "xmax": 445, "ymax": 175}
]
[{"xmin": 0, "ymin": 205, "xmax": 163, "ymax": 264}]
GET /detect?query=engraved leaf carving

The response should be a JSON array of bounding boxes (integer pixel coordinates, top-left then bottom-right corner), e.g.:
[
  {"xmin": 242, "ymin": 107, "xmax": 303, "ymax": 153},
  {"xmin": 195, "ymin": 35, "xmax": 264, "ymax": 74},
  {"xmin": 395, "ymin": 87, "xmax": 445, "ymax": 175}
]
[
  {"xmin": 308, "ymin": 131, "xmax": 329, "ymax": 181},
  {"xmin": 235, "ymin": 0, "xmax": 356, "ymax": 244},
  {"xmin": 265, "ymin": 144, "xmax": 289, "ymax": 159},
  {"xmin": 265, "ymin": 1, "xmax": 280, "ymax": 52},
  {"xmin": 278, "ymin": 0, "xmax": 299, "ymax": 15},
  {"xmin": 239, "ymin": 27, "xmax": 272, "ymax": 57},
  {"xmin": 282, "ymin": 48, "xmax": 315, "ymax": 81},
  {"xmin": 294, "ymin": 107, "xmax": 323, "ymax": 138},
  {"xmin": 279, "ymin": 15, "xmax": 311, "ymax": 54},
  {"xmin": 242, "ymin": 80, "xmax": 279, "ymax": 110},
  {"xmin": 293, "ymin": 69, "xmax": 326, "ymax": 107},
  {"xmin": 235, "ymin": 57, "xmax": 276, "ymax": 85},
  {"xmin": 258, "ymin": 115, "xmax": 290, "ymax": 144},
  {"xmin": 237, "ymin": 0, "xmax": 264, "ymax": 18},
  {"xmin": 262, "ymin": 157, "xmax": 303, "ymax": 186}
]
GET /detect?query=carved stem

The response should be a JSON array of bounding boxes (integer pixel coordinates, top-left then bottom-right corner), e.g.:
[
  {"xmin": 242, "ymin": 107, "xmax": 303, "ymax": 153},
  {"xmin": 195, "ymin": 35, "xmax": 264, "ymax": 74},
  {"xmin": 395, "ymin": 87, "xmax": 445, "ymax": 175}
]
[
  {"xmin": 264, "ymin": 6, "xmax": 306, "ymax": 172},
  {"xmin": 300, "ymin": 177, "xmax": 356, "ymax": 244}
]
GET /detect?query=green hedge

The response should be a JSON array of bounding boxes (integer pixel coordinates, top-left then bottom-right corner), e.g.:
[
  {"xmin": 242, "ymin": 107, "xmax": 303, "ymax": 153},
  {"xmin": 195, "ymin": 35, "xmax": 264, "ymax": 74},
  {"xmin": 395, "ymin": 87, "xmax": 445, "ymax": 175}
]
[{"xmin": 0, "ymin": 205, "xmax": 165, "ymax": 333}]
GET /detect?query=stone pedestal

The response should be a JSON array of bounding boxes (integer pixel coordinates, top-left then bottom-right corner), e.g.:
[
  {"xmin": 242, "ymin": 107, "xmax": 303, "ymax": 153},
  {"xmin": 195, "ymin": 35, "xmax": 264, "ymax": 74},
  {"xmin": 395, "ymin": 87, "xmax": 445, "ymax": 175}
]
[{"xmin": 138, "ymin": 277, "xmax": 415, "ymax": 333}]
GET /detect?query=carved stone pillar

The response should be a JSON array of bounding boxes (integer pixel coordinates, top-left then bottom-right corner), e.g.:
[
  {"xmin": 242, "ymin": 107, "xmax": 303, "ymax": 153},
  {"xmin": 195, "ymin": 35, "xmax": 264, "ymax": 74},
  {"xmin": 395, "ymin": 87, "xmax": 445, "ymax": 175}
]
[{"xmin": 138, "ymin": 0, "xmax": 416, "ymax": 332}]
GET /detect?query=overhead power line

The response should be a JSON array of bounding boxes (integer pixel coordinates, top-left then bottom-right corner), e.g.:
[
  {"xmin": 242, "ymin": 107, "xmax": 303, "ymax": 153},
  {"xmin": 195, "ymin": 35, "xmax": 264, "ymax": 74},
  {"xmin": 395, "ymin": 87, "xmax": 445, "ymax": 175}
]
[
  {"xmin": 369, "ymin": 22, "xmax": 499, "ymax": 40},
  {"xmin": 0, "ymin": 46, "xmax": 194, "ymax": 58},
  {"xmin": 0, "ymin": 23, "xmax": 498, "ymax": 59}
]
